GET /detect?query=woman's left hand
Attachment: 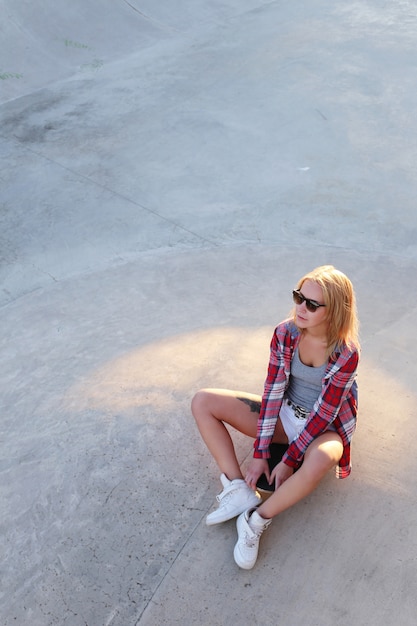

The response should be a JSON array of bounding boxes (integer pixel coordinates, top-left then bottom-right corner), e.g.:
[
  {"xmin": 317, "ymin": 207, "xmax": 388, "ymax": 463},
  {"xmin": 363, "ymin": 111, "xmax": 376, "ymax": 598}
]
[{"xmin": 270, "ymin": 461, "xmax": 294, "ymax": 490}]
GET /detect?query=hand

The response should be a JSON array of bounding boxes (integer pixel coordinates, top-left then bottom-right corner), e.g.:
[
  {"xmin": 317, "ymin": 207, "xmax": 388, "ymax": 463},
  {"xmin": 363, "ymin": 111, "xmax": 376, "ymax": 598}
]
[
  {"xmin": 245, "ymin": 458, "xmax": 270, "ymax": 490},
  {"xmin": 270, "ymin": 461, "xmax": 294, "ymax": 490}
]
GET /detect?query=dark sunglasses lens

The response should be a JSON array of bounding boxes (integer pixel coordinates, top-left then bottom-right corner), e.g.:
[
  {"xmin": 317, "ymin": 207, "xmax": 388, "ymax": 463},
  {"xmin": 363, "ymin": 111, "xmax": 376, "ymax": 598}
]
[
  {"xmin": 292, "ymin": 290, "xmax": 303, "ymax": 305},
  {"xmin": 305, "ymin": 301, "xmax": 318, "ymax": 312}
]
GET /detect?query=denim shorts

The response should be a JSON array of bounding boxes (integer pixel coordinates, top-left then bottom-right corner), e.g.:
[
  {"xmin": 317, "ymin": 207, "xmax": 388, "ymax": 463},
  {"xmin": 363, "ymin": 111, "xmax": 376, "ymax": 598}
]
[{"xmin": 279, "ymin": 399, "xmax": 308, "ymax": 443}]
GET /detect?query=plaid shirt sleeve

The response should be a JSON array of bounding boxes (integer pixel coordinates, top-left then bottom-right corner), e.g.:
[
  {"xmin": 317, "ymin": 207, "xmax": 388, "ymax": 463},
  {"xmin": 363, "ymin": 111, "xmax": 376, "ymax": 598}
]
[
  {"xmin": 253, "ymin": 321, "xmax": 297, "ymax": 459},
  {"xmin": 282, "ymin": 347, "xmax": 359, "ymax": 478}
]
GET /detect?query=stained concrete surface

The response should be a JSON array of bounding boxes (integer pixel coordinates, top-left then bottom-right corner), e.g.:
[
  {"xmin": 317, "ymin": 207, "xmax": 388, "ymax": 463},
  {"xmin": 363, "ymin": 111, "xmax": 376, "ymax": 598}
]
[{"xmin": 1, "ymin": 1, "xmax": 417, "ymax": 624}]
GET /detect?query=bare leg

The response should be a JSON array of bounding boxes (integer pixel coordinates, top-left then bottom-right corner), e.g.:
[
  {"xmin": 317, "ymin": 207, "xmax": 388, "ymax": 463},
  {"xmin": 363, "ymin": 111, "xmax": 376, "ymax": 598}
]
[
  {"xmin": 191, "ymin": 388, "xmax": 288, "ymax": 481},
  {"xmin": 258, "ymin": 432, "xmax": 344, "ymax": 519}
]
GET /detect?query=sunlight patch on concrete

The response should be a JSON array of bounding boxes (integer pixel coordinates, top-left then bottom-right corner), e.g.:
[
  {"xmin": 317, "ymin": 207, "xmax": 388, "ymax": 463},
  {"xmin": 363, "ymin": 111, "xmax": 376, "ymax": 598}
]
[{"xmin": 64, "ymin": 326, "xmax": 272, "ymax": 415}]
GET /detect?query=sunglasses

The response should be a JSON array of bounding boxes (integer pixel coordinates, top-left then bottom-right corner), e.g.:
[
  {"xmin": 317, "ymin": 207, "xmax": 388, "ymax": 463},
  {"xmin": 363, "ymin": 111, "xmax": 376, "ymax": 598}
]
[{"xmin": 292, "ymin": 289, "xmax": 326, "ymax": 313}]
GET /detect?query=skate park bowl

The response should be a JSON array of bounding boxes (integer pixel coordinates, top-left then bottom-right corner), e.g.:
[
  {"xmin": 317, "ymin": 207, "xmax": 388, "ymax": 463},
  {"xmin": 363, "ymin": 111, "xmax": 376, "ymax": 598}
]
[{"xmin": 1, "ymin": 1, "xmax": 417, "ymax": 624}]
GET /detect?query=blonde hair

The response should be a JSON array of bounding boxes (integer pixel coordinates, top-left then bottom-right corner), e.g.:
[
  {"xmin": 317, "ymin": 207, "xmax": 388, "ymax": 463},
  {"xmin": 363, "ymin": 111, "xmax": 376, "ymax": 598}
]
[{"xmin": 292, "ymin": 265, "xmax": 360, "ymax": 356}]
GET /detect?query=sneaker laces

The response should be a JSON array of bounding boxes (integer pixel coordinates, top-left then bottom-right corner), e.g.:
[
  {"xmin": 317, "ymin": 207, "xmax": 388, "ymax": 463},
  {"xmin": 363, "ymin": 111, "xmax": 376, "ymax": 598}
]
[{"xmin": 243, "ymin": 530, "xmax": 261, "ymax": 548}]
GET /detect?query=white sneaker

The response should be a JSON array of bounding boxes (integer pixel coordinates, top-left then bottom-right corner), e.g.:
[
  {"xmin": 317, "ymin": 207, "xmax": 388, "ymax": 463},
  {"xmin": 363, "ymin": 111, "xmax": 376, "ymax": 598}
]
[
  {"xmin": 233, "ymin": 508, "xmax": 271, "ymax": 569},
  {"xmin": 206, "ymin": 474, "xmax": 262, "ymax": 526}
]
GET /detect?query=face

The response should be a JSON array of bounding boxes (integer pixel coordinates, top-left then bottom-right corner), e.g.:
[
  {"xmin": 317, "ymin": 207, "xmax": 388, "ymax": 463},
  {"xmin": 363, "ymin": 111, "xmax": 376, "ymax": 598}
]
[{"xmin": 294, "ymin": 279, "xmax": 328, "ymax": 332}]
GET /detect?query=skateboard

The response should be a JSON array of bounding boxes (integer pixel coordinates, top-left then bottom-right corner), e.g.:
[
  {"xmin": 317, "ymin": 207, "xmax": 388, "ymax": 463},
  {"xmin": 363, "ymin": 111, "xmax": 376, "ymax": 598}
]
[{"xmin": 256, "ymin": 443, "xmax": 289, "ymax": 492}]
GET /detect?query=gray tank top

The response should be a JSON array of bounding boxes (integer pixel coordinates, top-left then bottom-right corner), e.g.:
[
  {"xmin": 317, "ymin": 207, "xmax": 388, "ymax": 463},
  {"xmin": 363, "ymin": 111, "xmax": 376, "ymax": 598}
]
[{"xmin": 285, "ymin": 347, "xmax": 327, "ymax": 411}]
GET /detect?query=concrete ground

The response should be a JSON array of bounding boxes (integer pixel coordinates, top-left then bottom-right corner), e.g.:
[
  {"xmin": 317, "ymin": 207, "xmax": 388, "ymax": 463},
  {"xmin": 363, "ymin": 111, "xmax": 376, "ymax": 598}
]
[{"xmin": 1, "ymin": 0, "xmax": 417, "ymax": 624}]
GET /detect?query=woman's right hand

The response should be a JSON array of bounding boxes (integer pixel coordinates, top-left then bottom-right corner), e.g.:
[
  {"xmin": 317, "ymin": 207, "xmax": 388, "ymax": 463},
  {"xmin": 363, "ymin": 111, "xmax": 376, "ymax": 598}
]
[{"xmin": 245, "ymin": 458, "xmax": 270, "ymax": 490}]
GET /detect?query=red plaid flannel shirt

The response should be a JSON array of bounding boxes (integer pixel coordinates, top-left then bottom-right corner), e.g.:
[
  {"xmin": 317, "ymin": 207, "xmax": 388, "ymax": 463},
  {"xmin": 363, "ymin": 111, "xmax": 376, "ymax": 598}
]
[{"xmin": 253, "ymin": 319, "xmax": 359, "ymax": 479}]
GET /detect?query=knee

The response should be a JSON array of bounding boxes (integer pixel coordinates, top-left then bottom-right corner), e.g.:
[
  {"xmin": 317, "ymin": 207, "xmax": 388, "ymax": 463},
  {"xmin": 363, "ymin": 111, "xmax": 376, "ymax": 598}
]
[
  {"xmin": 304, "ymin": 438, "xmax": 343, "ymax": 479},
  {"xmin": 191, "ymin": 388, "xmax": 212, "ymax": 421},
  {"xmin": 309, "ymin": 448, "xmax": 337, "ymax": 477}
]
